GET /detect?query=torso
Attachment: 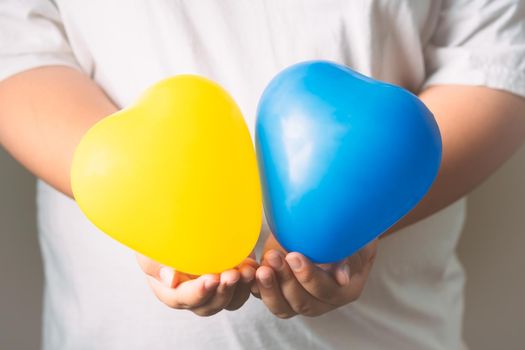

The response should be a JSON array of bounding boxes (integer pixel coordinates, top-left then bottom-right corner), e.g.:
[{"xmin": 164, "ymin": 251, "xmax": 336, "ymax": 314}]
[{"xmin": 39, "ymin": 1, "xmax": 467, "ymax": 349}]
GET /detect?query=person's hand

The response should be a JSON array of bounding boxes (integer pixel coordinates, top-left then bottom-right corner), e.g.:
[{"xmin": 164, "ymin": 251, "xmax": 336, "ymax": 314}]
[
  {"xmin": 252, "ymin": 234, "xmax": 378, "ymax": 318},
  {"xmin": 137, "ymin": 253, "xmax": 258, "ymax": 316}
]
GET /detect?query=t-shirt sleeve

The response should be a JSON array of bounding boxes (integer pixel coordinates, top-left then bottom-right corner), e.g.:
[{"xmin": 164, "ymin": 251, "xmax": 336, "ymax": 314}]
[
  {"xmin": 423, "ymin": 0, "xmax": 525, "ymax": 98},
  {"xmin": 0, "ymin": 0, "xmax": 80, "ymax": 81}
]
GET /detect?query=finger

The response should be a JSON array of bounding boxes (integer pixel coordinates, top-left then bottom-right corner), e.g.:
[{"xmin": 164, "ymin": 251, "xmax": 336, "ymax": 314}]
[
  {"xmin": 225, "ymin": 281, "xmax": 251, "ymax": 311},
  {"xmin": 264, "ymin": 250, "xmax": 327, "ymax": 316},
  {"xmin": 238, "ymin": 263, "xmax": 259, "ymax": 299},
  {"xmin": 363, "ymin": 239, "xmax": 379, "ymax": 259},
  {"xmin": 136, "ymin": 253, "xmax": 193, "ymax": 288},
  {"xmin": 357, "ymin": 240, "xmax": 379, "ymax": 273},
  {"xmin": 347, "ymin": 251, "xmax": 365, "ymax": 275},
  {"xmin": 239, "ymin": 256, "xmax": 259, "ymax": 271},
  {"xmin": 334, "ymin": 261, "xmax": 352, "ymax": 287},
  {"xmin": 345, "ymin": 240, "xmax": 379, "ymax": 292},
  {"xmin": 239, "ymin": 263, "xmax": 256, "ymax": 283},
  {"xmin": 251, "ymin": 283, "xmax": 261, "ymax": 299},
  {"xmin": 237, "ymin": 257, "xmax": 259, "ymax": 298},
  {"xmin": 329, "ymin": 240, "xmax": 379, "ymax": 287},
  {"xmin": 285, "ymin": 253, "xmax": 342, "ymax": 304},
  {"xmin": 192, "ymin": 269, "xmax": 240, "ymax": 316},
  {"xmin": 136, "ymin": 253, "xmax": 162, "ymax": 278},
  {"xmin": 227, "ymin": 263, "xmax": 255, "ymax": 309},
  {"xmin": 256, "ymin": 266, "xmax": 296, "ymax": 319},
  {"xmin": 148, "ymin": 274, "xmax": 219, "ymax": 309}
]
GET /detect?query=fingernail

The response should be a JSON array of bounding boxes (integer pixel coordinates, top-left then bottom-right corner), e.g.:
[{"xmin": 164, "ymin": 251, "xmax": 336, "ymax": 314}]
[
  {"xmin": 224, "ymin": 273, "xmax": 240, "ymax": 287},
  {"xmin": 204, "ymin": 277, "xmax": 219, "ymax": 291},
  {"xmin": 286, "ymin": 255, "xmax": 302, "ymax": 272},
  {"xmin": 241, "ymin": 266, "xmax": 255, "ymax": 282},
  {"xmin": 339, "ymin": 264, "xmax": 351, "ymax": 286},
  {"xmin": 160, "ymin": 267, "xmax": 174, "ymax": 287},
  {"xmin": 258, "ymin": 270, "xmax": 273, "ymax": 288},
  {"xmin": 267, "ymin": 251, "xmax": 283, "ymax": 270}
]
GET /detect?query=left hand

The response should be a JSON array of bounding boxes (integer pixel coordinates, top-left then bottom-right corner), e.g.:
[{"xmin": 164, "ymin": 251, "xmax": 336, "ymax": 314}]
[{"xmin": 252, "ymin": 235, "xmax": 378, "ymax": 318}]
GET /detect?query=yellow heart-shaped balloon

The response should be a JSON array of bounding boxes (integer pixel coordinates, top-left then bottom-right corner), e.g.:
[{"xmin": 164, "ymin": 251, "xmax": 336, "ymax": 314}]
[{"xmin": 71, "ymin": 75, "xmax": 262, "ymax": 275}]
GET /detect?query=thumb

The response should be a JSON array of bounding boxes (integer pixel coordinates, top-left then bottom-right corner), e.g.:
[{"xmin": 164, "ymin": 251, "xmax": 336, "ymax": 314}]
[
  {"xmin": 136, "ymin": 253, "xmax": 185, "ymax": 288},
  {"xmin": 136, "ymin": 252, "xmax": 162, "ymax": 278},
  {"xmin": 316, "ymin": 259, "xmax": 350, "ymax": 286}
]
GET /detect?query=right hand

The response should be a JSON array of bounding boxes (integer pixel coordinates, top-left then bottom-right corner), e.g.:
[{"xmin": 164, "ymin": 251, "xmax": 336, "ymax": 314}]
[{"xmin": 137, "ymin": 253, "xmax": 258, "ymax": 316}]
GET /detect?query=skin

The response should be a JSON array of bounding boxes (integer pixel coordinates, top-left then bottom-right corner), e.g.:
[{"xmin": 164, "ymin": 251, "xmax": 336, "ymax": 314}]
[
  {"xmin": 0, "ymin": 66, "xmax": 256, "ymax": 315},
  {"xmin": 253, "ymin": 235, "xmax": 378, "ymax": 318},
  {"xmin": 1, "ymin": 66, "xmax": 525, "ymax": 318}
]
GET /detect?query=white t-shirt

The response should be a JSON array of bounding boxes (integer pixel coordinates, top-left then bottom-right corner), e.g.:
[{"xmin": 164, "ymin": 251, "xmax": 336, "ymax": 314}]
[{"xmin": 1, "ymin": 1, "xmax": 524, "ymax": 349}]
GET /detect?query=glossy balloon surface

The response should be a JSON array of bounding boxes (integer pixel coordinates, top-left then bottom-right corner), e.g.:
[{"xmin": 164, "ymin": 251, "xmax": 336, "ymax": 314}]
[
  {"xmin": 72, "ymin": 75, "xmax": 262, "ymax": 275},
  {"xmin": 256, "ymin": 61, "xmax": 441, "ymax": 263}
]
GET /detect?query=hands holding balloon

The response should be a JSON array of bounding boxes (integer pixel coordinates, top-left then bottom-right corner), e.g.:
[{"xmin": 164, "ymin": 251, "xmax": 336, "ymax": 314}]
[
  {"xmin": 136, "ymin": 235, "xmax": 377, "ymax": 318},
  {"xmin": 71, "ymin": 61, "xmax": 441, "ymax": 318},
  {"xmin": 136, "ymin": 230, "xmax": 378, "ymax": 319},
  {"xmin": 136, "ymin": 253, "xmax": 258, "ymax": 316},
  {"xmin": 253, "ymin": 235, "xmax": 378, "ymax": 318}
]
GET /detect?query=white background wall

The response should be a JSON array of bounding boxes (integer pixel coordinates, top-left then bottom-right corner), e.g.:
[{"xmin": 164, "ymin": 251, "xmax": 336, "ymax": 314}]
[{"xmin": 1, "ymin": 145, "xmax": 524, "ymax": 350}]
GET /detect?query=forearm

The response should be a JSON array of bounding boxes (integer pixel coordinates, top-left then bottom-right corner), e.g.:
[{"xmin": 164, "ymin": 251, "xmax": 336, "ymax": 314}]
[
  {"xmin": 2, "ymin": 69, "xmax": 524, "ymax": 231},
  {"xmin": 386, "ymin": 85, "xmax": 525, "ymax": 235},
  {"xmin": 0, "ymin": 66, "xmax": 118, "ymax": 197}
]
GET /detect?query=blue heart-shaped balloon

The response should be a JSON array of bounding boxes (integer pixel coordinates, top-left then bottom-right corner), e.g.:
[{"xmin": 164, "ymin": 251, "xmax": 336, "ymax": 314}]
[{"xmin": 256, "ymin": 61, "xmax": 442, "ymax": 263}]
